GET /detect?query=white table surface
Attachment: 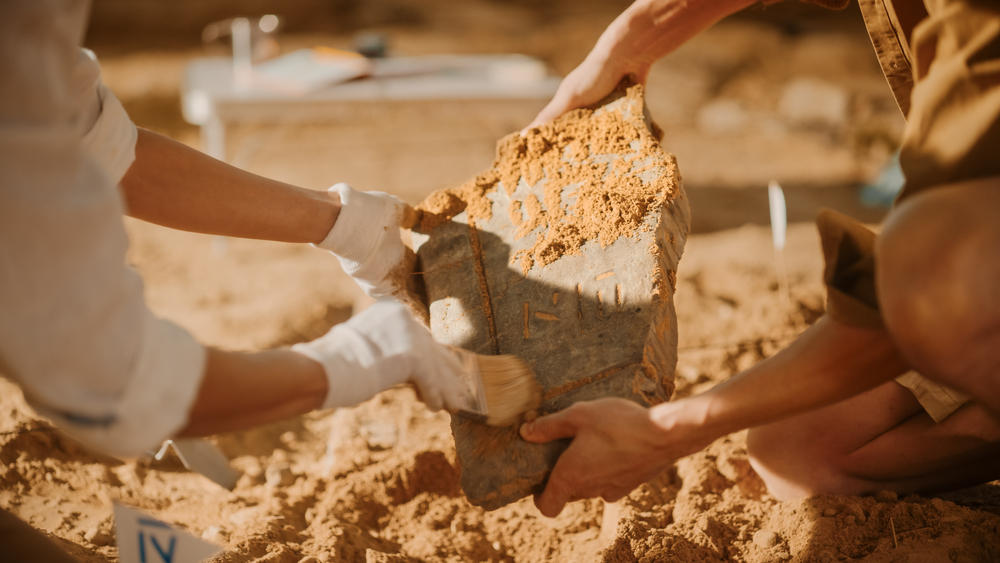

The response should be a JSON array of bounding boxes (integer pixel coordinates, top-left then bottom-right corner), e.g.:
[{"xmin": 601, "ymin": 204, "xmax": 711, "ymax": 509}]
[{"xmin": 181, "ymin": 54, "xmax": 561, "ymax": 159}]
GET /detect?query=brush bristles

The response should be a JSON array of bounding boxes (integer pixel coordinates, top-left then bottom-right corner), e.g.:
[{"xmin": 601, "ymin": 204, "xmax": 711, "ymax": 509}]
[{"xmin": 475, "ymin": 354, "xmax": 542, "ymax": 426}]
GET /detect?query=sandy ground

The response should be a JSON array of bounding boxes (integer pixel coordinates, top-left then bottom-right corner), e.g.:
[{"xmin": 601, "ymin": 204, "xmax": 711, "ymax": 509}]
[{"xmin": 2, "ymin": 1, "xmax": 999, "ymax": 561}]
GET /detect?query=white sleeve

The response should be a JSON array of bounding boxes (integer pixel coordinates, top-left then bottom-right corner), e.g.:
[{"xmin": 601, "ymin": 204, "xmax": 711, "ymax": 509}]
[
  {"xmin": 0, "ymin": 2, "xmax": 206, "ymax": 458},
  {"xmin": 76, "ymin": 49, "xmax": 138, "ymax": 185}
]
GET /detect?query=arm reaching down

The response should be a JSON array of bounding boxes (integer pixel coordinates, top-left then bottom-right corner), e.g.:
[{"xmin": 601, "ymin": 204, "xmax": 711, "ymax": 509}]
[
  {"xmin": 521, "ymin": 315, "xmax": 910, "ymax": 517},
  {"xmin": 528, "ymin": 0, "xmax": 756, "ymax": 129}
]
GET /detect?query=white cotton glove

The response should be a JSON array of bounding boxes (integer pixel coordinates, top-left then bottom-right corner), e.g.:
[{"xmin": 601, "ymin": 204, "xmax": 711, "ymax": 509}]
[
  {"xmin": 316, "ymin": 182, "xmax": 407, "ymax": 298},
  {"xmin": 292, "ymin": 300, "xmax": 476, "ymax": 412}
]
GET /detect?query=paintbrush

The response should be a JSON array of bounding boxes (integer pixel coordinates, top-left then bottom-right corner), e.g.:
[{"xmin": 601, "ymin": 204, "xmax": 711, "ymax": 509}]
[
  {"xmin": 398, "ymin": 205, "xmax": 542, "ymax": 425},
  {"xmin": 451, "ymin": 348, "xmax": 542, "ymax": 426}
]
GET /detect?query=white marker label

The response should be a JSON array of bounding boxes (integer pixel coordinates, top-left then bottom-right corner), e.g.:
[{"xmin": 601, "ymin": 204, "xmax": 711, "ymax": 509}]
[{"xmin": 113, "ymin": 503, "xmax": 222, "ymax": 563}]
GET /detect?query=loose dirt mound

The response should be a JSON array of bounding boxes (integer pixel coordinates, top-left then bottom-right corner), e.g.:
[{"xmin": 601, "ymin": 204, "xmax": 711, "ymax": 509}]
[{"xmin": 2, "ymin": 224, "xmax": 997, "ymax": 562}]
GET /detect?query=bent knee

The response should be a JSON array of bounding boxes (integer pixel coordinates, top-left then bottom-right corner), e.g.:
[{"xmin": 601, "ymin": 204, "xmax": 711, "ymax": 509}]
[
  {"xmin": 747, "ymin": 425, "xmax": 866, "ymax": 501},
  {"xmin": 877, "ymin": 187, "xmax": 1000, "ymax": 378}
]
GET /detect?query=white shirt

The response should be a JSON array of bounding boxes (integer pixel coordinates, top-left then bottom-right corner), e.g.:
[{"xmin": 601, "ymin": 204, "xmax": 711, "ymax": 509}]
[{"xmin": 0, "ymin": 0, "xmax": 206, "ymax": 458}]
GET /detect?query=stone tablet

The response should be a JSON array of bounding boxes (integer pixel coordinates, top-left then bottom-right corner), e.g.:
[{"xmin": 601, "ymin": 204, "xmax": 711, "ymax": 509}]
[{"xmin": 408, "ymin": 82, "xmax": 690, "ymax": 510}]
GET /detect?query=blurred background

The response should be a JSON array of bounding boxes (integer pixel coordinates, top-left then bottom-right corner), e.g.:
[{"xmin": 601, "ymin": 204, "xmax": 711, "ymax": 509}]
[
  {"xmin": 82, "ymin": 0, "xmax": 903, "ymax": 349},
  {"xmin": 86, "ymin": 0, "xmax": 903, "ymax": 208}
]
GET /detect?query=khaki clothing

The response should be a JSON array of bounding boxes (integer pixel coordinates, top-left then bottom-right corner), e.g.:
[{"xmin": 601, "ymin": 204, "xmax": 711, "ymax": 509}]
[
  {"xmin": 810, "ymin": 0, "xmax": 1000, "ymax": 420},
  {"xmin": 896, "ymin": 371, "xmax": 970, "ymax": 423},
  {"xmin": 861, "ymin": 0, "xmax": 1000, "ymax": 196}
]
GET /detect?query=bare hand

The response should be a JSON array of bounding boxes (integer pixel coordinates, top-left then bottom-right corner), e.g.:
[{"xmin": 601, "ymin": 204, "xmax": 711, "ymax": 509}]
[
  {"xmin": 526, "ymin": 0, "xmax": 751, "ymax": 130},
  {"xmin": 526, "ymin": 42, "xmax": 650, "ymax": 130},
  {"xmin": 519, "ymin": 397, "xmax": 707, "ymax": 517}
]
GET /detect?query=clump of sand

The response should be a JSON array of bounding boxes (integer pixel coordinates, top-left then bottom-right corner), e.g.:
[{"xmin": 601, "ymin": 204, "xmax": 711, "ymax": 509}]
[{"xmin": 414, "ymin": 83, "xmax": 680, "ymax": 274}]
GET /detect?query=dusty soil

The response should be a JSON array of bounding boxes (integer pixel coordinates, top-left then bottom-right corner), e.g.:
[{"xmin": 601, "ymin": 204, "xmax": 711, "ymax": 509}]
[
  {"xmin": 4, "ymin": 224, "xmax": 999, "ymax": 562},
  {"xmin": 2, "ymin": 1, "xmax": 998, "ymax": 561}
]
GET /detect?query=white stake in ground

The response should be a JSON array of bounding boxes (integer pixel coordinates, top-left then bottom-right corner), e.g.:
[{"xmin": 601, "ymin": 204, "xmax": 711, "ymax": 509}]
[
  {"xmin": 154, "ymin": 438, "xmax": 240, "ymax": 490},
  {"xmin": 768, "ymin": 180, "xmax": 792, "ymax": 308}
]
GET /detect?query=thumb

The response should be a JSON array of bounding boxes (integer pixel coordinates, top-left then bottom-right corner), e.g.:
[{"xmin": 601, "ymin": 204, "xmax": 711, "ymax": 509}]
[
  {"xmin": 524, "ymin": 84, "xmax": 577, "ymax": 133},
  {"xmin": 524, "ymin": 103, "xmax": 558, "ymax": 132},
  {"xmin": 520, "ymin": 408, "xmax": 580, "ymax": 443}
]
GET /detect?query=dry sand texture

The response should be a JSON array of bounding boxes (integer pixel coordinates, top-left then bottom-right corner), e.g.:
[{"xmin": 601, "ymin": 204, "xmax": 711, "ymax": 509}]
[
  {"xmin": 2, "ymin": 1, "xmax": 999, "ymax": 560},
  {"xmin": 2, "ymin": 226, "xmax": 998, "ymax": 562},
  {"xmin": 411, "ymin": 82, "xmax": 689, "ymax": 509}
]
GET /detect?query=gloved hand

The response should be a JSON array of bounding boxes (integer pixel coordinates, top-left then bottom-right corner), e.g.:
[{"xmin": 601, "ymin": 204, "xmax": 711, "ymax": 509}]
[
  {"xmin": 316, "ymin": 182, "xmax": 408, "ymax": 298},
  {"xmin": 292, "ymin": 300, "xmax": 476, "ymax": 412}
]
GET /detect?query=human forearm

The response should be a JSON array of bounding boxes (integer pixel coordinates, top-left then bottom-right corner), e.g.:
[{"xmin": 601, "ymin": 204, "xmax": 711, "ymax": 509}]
[
  {"xmin": 177, "ymin": 300, "xmax": 477, "ymax": 437},
  {"xmin": 651, "ymin": 315, "xmax": 911, "ymax": 442},
  {"xmin": 177, "ymin": 348, "xmax": 327, "ymax": 437},
  {"xmin": 529, "ymin": 0, "xmax": 755, "ymax": 127},
  {"xmin": 520, "ymin": 315, "xmax": 911, "ymax": 516},
  {"xmin": 605, "ymin": 0, "xmax": 757, "ymax": 73},
  {"xmin": 121, "ymin": 128, "xmax": 338, "ymax": 243}
]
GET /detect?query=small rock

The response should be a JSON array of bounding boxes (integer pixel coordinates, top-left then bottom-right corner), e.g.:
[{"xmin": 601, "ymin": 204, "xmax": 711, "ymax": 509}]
[
  {"xmin": 202, "ymin": 525, "xmax": 227, "ymax": 544},
  {"xmin": 365, "ymin": 549, "xmax": 412, "ymax": 562},
  {"xmin": 84, "ymin": 517, "xmax": 113, "ymax": 546},
  {"xmin": 236, "ymin": 471, "xmax": 264, "ymax": 489},
  {"xmin": 930, "ymin": 497, "xmax": 951, "ymax": 511},
  {"xmin": 237, "ymin": 458, "xmax": 265, "ymax": 486},
  {"xmin": 844, "ymin": 503, "xmax": 867, "ymax": 522},
  {"xmin": 298, "ymin": 557, "xmax": 320, "ymax": 563},
  {"xmin": 716, "ymin": 455, "xmax": 752, "ymax": 483},
  {"xmin": 265, "ymin": 463, "xmax": 295, "ymax": 488},
  {"xmin": 360, "ymin": 420, "xmax": 398, "ymax": 450},
  {"xmin": 875, "ymin": 490, "xmax": 898, "ymax": 502},
  {"xmin": 752, "ymin": 529, "xmax": 779, "ymax": 548},
  {"xmin": 229, "ymin": 506, "xmax": 265, "ymax": 528},
  {"xmin": 821, "ymin": 507, "xmax": 838, "ymax": 517}
]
